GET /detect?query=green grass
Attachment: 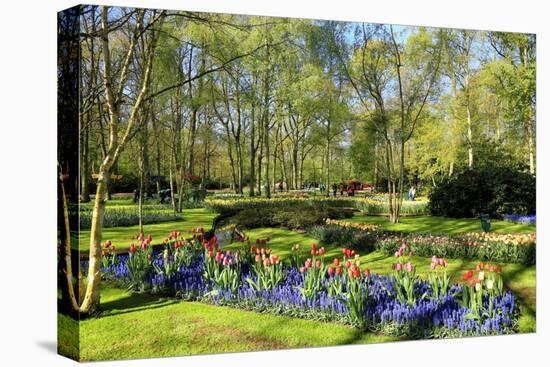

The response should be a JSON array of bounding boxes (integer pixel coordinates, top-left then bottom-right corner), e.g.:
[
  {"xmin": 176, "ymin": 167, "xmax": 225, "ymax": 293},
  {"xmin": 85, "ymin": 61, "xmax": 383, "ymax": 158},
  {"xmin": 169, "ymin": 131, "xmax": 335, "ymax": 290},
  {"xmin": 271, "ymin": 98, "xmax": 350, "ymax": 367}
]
[
  {"xmin": 63, "ymin": 285, "xmax": 397, "ymax": 361},
  {"xmin": 229, "ymin": 227, "xmax": 536, "ymax": 333},
  {"xmin": 61, "ymin": 225, "xmax": 535, "ymax": 361},
  {"xmin": 347, "ymin": 214, "xmax": 536, "ymax": 234},
  {"xmin": 74, "ymin": 208, "xmax": 217, "ymax": 251}
]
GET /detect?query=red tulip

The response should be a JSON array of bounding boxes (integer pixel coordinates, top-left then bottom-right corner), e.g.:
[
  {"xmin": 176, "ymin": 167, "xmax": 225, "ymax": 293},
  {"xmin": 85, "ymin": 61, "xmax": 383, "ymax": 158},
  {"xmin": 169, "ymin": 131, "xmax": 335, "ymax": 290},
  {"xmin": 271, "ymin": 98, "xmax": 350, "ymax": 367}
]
[
  {"xmin": 463, "ymin": 273, "xmax": 469, "ymax": 281},
  {"xmin": 345, "ymin": 260, "xmax": 352, "ymax": 269},
  {"xmin": 264, "ymin": 258, "xmax": 271, "ymax": 267},
  {"xmin": 101, "ymin": 250, "xmax": 107, "ymax": 256},
  {"xmin": 328, "ymin": 267, "xmax": 335, "ymax": 276},
  {"xmin": 335, "ymin": 267, "xmax": 342, "ymax": 275},
  {"xmin": 129, "ymin": 244, "xmax": 137, "ymax": 254},
  {"xmin": 364, "ymin": 269, "xmax": 370, "ymax": 276},
  {"xmin": 105, "ymin": 240, "xmax": 112, "ymax": 248},
  {"xmin": 467, "ymin": 270, "xmax": 474, "ymax": 278},
  {"xmin": 316, "ymin": 260, "xmax": 321, "ymax": 269},
  {"xmin": 333, "ymin": 258, "xmax": 340, "ymax": 267}
]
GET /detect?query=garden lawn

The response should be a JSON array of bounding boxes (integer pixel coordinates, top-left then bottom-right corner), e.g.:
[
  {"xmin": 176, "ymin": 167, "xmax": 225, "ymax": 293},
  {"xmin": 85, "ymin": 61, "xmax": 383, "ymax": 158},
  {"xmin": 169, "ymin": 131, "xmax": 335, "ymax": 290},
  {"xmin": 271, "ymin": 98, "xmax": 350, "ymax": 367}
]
[
  {"xmin": 348, "ymin": 214, "xmax": 535, "ymax": 234},
  {"xmin": 228, "ymin": 227, "xmax": 536, "ymax": 333},
  {"xmin": 60, "ymin": 285, "xmax": 398, "ymax": 361},
  {"xmin": 74, "ymin": 208, "xmax": 217, "ymax": 251}
]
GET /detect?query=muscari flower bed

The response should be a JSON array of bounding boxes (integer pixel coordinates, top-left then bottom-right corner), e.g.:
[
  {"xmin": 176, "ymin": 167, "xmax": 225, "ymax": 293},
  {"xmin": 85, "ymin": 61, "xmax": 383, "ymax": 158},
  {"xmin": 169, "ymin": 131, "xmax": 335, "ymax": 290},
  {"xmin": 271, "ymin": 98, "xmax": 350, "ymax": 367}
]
[
  {"xmin": 96, "ymin": 231, "xmax": 519, "ymax": 339},
  {"xmin": 503, "ymin": 214, "xmax": 536, "ymax": 226}
]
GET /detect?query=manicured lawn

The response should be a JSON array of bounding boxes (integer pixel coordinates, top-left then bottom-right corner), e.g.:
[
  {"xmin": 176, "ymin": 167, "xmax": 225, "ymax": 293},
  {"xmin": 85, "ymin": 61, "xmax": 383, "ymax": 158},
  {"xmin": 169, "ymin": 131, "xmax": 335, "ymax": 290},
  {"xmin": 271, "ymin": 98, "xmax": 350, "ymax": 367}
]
[
  {"xmin": 229, "ymin": 227, "xmax": 536, "ymax": 333},
  {"xmin": 60, "ymin": 225, "xmax": 535, "ymax": 361},
  {"xmin": 74, "ymin": 208, "xmax": 217, "ymax": 251},
  {"xmin": 60, "ymin": 285, "xmax": 397, "ymax": 361},
  {"xmin": 348, "ymin": 214, "xmax": 535, "ymax": 234}
]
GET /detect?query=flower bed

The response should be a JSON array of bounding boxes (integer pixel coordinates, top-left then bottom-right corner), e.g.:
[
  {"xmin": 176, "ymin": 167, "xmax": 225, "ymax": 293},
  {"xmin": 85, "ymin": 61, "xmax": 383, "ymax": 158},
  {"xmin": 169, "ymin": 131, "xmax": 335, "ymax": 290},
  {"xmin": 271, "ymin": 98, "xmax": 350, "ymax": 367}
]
[
  {"xmin": 376, "ymin": 232, "xmax": 536, "ymax": 265},
  {"xmin": 98, "ymin": 231, "xmax": 519, "ymax": 338},
  {"xmin": 311, "ymin": 221, "xmax": 536, "ymax": 265},
  {"xmin": 503, "ymin": 214, "xmax": 536, "ymax": 226},
  {"xmin": 78, "ymin": 207, "xmax": 182, "ymax": 228}
]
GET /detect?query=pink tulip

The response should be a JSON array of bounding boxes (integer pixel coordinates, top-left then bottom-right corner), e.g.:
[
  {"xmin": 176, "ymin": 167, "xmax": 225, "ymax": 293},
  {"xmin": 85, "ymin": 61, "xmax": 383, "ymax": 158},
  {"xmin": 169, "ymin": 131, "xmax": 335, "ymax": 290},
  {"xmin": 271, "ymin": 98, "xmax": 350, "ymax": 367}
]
[
  {"xmin": 316, "ymin": 260, "xmax": 321, "ymax": 269},
  {"xmin": 299, "ymin": 266, "xmax": 305, "ymax": 273},
  {"xmin": 395, "ymin": 263, "xmax": 403, "ymax": 271},
  {"xmin": 405, "ymin": 261, "xmax": 413, "ymax": 272},
  {"xmin": 105, "ymin": 240, "xmax": 112, "ymax": 248},
  {"xmin": 431, "ymin": 255, "xmax": 437, "ymax": 263}
]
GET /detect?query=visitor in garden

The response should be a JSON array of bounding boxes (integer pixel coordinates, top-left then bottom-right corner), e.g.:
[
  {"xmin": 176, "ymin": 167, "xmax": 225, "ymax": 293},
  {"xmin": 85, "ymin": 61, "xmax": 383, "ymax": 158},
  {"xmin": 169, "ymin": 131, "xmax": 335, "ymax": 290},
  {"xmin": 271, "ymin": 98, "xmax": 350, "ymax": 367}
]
[
  {"xmin": 347, "ymin": 185, "xmax": 355, "ymax": 197},
  {"xmin": 332, "ymin": 183, "xmax": 337, "ymax": 196},
  {"xmin": 409, "ymin": 186, "xmax": 416, "ymax": 201}
]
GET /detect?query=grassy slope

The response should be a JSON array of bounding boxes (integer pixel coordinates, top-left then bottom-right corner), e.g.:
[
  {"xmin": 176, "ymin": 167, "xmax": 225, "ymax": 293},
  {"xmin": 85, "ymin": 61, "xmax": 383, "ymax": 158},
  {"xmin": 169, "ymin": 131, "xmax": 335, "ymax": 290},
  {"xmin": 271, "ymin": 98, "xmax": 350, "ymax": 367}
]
[
  {"xmin": 67, "ymin": 286, "xmax": 397, "ymax": 361},
  {"xmin": 348, "ymin": 214, "xmax": 535, "ymax": 234},
  {"xmin": 74, "ymin": 208, "xmax": 216, "ymax": 251}
]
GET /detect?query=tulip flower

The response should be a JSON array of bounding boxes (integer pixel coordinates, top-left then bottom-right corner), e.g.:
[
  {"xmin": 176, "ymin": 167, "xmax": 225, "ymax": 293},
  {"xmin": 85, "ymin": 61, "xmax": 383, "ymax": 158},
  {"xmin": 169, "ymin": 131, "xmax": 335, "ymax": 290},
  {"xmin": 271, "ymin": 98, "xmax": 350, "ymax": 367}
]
[
  {"xmin": 395, "ymin": 263, "xmax": 403, "ymax": 271},
  {"xmin": 105, "ymin": 240, "xmax": 112, "ymax": 248},
  {"xmin": 405, "ymin": 261, "xmax": 413, "ymax": 272},
  {"xmin": 316, "ymin": 259, "xmax": 321, "ymax": 269},
  {"xmin": 299, "ymin": 266, "xmax": 305, "ymax": 273},
  {"xmin": 345, "ymin": 260, "xmax": 352, "ymax": 269},
  {"xmin": 328, "ymin": 267, "xmax": 335, "ymax": 276},
  {"xmin": 364, "ymin": 269, "xmax": 370, "ymax": 276},
  {"xmin": 333, "ymin": 258, "xmax": 339, "ymax": 266},
  {"xmin": 486, "ymin": 279, "xmax": 494, "ymax": 290},
  {"xmin": 335, "ymin": 267, "xmax": 342, "ymax": 275}
]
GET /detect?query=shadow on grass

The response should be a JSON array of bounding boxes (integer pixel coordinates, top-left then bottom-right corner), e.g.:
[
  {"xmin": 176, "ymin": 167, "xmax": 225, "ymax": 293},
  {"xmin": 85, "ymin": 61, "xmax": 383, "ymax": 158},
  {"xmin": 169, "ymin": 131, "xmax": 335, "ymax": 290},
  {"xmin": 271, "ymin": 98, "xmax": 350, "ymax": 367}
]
[{"xmin": 99, "ymin": 292, "xmax": 177, "ymax": 318}]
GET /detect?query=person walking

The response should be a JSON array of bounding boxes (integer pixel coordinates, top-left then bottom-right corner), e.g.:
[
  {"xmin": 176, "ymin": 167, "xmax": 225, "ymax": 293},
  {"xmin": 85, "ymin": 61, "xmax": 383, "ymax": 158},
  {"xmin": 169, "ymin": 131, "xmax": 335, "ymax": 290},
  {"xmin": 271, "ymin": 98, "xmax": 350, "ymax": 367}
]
[
  {"xmin": 409, "ymin": 186, "xmax": 416, "ymax": 201},
  {"xmin": 339, "ymin": 183, "xmax": 344, "ymax": 196},
  {"xmin": 332, "ymin": 183, "xmax": 337, "ymax": 196}
]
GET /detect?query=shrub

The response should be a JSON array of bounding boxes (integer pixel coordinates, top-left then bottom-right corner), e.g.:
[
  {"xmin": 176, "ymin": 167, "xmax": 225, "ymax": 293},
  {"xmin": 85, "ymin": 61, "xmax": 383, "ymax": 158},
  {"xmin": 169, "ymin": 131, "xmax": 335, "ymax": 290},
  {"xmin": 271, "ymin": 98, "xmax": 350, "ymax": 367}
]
[
  {"xmin": 429, "ymin": 166, "xmax": 535, "ymax": 218},
  {"xmin": 78, "ymin": 207, "xmax": 181, "ymax": 228}
]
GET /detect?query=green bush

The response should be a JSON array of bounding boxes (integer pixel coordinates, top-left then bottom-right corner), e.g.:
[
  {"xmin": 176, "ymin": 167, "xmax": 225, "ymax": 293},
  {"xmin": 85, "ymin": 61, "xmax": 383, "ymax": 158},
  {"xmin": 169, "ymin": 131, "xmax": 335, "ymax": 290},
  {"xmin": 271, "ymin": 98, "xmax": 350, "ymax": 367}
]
[
  {"xmin": 224, "ymin": 206, "xmax": 353, "ymax": 230},
  {"xmin": 76, "ymin": 207, "xmax": 182, "ymax": 228},
  {"xmin": 429, "ymin": 166, "xmax": 535, "ymax": 218},
  {"xmin": 308, "ymin": 224, "xmax": 377, "ymax": 252}
]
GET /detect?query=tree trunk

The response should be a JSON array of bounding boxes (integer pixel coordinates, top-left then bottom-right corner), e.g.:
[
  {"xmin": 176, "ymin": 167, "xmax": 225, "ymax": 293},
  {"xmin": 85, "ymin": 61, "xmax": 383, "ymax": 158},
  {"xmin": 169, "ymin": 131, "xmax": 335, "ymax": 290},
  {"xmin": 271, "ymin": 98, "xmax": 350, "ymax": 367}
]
[
  {"xmin": 79, "ymin": 171, "xmax": 108, "ymax": 313},
  {"xmin": 58, "ymin": 171, "xmax": 80, "ymax": 313},
  {"xmin": 467, "ymin": 103, "xmax": 473, "ymax": 168}
]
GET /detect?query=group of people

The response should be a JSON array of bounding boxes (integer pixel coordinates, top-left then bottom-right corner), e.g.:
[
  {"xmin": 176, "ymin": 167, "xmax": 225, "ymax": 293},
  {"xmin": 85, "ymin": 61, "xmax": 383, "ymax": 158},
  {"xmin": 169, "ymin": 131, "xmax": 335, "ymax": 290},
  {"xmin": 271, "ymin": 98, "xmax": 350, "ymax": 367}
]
[{"xmin": 330, "ymin": 183, "xmax": 355, "ymax": 197}]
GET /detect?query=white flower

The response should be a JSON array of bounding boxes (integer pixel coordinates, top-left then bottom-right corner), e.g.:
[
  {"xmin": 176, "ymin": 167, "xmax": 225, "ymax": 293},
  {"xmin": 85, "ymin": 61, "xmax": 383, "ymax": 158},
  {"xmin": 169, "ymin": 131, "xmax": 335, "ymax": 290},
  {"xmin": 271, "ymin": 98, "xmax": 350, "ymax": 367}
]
[
  {"xmin": 486, "ymin": 279, "xmax": 494, "ymax": 290},
  {"xmin": 479, "ymin": 271, "xmax": 485, "ymax": 281},
  {"xmin": 475, "ymin": 282, "xmax": 482, "ymax": 292}
]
